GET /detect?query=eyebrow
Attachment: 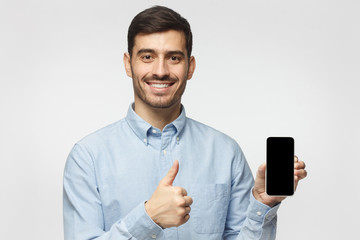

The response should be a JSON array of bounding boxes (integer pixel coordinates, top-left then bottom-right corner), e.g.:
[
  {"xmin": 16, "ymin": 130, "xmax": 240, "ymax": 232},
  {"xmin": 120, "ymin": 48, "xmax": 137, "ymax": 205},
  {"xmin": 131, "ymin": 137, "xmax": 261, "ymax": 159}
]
[
  {"xmin": 167, "ymin": 51, "xmax": 186, "ymax": 58},
  {"xmin": 136, "ymin": 49, "xmax": 186, "ymax": 58},
  {"xmin": 136, "ymin": 49, "xmax": 155, "ymax": 56}
]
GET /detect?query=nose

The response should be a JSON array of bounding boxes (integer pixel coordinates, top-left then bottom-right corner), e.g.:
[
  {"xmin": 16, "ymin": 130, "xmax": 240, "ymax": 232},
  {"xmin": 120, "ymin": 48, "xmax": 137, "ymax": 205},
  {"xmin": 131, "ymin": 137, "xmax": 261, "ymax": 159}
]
[{"xmin": 152, "ymin": 58, "xmax": 170, "ymax": 79}]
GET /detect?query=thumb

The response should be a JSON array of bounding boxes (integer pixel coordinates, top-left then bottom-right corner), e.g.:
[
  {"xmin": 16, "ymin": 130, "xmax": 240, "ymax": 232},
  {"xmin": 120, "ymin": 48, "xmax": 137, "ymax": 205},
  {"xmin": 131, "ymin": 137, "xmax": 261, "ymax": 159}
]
[
  {"xmin": 254, "ymin": 163, "xmax": 266, "ymax": 194},
  {"xmin": 160, "ymin": 160, "xmax": 179, "ymax": 186},
  {"xmin": 256, "ymin": 163, "xmax": 266, "ymax": 180}
]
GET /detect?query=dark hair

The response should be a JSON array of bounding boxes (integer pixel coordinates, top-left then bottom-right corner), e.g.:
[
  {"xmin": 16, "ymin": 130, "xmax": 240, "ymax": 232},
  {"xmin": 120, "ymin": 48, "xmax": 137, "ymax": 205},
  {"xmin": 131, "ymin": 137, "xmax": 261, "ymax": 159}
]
[{"xmin": 127, "ymin": 6, "xmax": 193, "ymax": 58}]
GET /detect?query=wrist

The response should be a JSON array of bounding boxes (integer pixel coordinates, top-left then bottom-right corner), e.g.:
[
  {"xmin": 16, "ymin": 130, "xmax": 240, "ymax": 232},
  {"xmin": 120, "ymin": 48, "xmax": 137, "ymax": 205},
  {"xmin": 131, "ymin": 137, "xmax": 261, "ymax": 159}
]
[
  {"xmin": 252, "ymin": 188, "xmax": 280, "ymax": 208},
  {"xmin": 145, "ymin": 201, "xmax": 165, "ymax": 229},
  {"xmin": 144, "ymin": 201, "xmax": 153, "ymax": 218}
]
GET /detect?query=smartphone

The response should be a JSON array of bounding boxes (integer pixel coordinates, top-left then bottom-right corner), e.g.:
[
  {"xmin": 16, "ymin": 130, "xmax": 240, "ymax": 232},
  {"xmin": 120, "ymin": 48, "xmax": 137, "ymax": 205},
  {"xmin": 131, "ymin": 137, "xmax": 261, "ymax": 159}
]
[{"xmin": 266, "ymin": 137, "xmax": 294, "ymax": 196}]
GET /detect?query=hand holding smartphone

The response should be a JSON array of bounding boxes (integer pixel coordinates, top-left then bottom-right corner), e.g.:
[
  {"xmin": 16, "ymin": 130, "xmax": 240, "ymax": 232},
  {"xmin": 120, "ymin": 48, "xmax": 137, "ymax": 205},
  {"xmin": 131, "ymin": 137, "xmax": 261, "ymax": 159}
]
[{"xmin": 266, "ymin": 137, "xmax": 294, "ymax": 196}]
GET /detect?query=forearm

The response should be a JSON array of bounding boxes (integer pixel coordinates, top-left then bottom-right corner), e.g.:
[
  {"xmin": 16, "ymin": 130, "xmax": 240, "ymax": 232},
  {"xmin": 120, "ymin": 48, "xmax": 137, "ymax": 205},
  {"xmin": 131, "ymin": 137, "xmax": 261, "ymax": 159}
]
[
  {"xmin": 223, "ymin": 193, "xmax": 279, "ymax": 240},
  {"xmin": 64, "ymin": 201, "xmax": 165, "ymax": 240},
  {"xmin": 235, "ymin": 194, "xmax": 279, "ymax": 240}
]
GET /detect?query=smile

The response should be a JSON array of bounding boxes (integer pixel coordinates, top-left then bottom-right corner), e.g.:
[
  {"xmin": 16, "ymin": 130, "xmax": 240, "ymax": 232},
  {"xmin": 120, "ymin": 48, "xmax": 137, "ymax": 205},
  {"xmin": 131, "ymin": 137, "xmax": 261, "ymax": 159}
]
[
  {"xmin": 146, "ymin": 82, "xmax": 175, "ymax": 89},
  {"xmin": 151, "ymin": 83, "xmax": 169, "ymax": 88}
]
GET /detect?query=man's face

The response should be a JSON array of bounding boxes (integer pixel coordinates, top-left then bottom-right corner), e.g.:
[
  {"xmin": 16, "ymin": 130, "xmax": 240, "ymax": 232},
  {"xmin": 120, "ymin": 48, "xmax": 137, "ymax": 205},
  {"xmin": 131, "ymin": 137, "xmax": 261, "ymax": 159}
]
[{"xmin": 124, "ymin": 30, "xmax": 195, "ymax": 109}]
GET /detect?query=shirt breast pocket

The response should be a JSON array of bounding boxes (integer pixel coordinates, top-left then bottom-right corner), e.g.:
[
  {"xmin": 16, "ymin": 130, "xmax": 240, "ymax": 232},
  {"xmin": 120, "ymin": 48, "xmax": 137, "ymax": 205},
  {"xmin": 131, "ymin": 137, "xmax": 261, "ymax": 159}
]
[{"xmin": 190, "ymin": 184, "xmax": 229, "ymax": 234}]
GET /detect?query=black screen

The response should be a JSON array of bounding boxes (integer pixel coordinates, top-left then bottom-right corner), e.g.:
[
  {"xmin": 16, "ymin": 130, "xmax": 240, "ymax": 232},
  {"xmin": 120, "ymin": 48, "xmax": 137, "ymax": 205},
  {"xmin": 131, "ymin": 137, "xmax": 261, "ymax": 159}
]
[{"xmin": 266, "ymin": 137, "xmax": 294, "ymax": 196}]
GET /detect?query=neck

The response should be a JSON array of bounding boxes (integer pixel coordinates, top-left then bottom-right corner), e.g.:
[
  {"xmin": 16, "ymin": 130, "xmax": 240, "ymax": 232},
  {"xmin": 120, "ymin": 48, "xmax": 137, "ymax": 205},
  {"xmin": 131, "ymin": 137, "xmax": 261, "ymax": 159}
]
[{"xmin": 133, "ymin": 100, "xmax": 182, "ymax": 131}]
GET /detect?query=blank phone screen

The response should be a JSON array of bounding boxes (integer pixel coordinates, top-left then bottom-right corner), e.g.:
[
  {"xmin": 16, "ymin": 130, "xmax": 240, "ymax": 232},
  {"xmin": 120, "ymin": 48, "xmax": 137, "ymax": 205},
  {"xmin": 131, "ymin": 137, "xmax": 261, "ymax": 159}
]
[{"xmin": 266, "ymin": 137, "xmax": 294, "ymax": 196}]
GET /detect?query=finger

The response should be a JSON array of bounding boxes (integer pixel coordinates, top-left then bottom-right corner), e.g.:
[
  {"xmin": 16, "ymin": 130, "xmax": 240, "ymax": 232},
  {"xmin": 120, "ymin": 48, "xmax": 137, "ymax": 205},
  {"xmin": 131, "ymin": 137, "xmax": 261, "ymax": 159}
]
[
  {"xmin": 183, "ymin": 196, "xmax": 193, "ymax": 206},
  {"xmin": 182, "ymin": 188, "xmax": 188, "ymax": 196},
  {"xmin": 295, "ymin": 161, "xmax": 306, "ymax": 169},
  {"xmin": 184, "ymin": 206, "xmax": 191, "ymax": 215},
  {"xmin": 184, "ymin": 213, "xmax": 190, "ymax": 222},
  {"xmin": 173, "ymin": 186, "xmax": 188, "ymax": 197},
  {"xmin": 294, "ymin": 175, "xmax": 299, "ymax": 191},
  {"xmin": 294, "ymin": 168, "xmax": 307, "ymax": 192},
  {"xmin": 295, "ymin": 169, "xmax": 307, "ymax": 180},
  {"xmin": 160, "ymin": 160, "xmax": 179, "ymax": 186},
  {"xmin": 294, "ymin": 155, "xmax": 299, "ymax": 162}
]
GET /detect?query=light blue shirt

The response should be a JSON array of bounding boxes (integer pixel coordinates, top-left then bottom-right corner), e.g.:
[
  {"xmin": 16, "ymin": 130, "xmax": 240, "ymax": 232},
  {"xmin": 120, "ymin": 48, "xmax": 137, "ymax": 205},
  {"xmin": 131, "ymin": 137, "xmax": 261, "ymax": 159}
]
[{"xmin": 63, "ymin": 104, "xmax": 279, "ymax": 240}]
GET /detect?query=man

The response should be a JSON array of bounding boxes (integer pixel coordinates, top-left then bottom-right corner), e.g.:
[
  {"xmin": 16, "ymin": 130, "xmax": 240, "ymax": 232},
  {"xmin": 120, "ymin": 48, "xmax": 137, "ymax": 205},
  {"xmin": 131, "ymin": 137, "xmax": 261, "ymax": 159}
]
[{"xmin": 63, "ymin": 6, "xmax": 307, "ymax": 240}]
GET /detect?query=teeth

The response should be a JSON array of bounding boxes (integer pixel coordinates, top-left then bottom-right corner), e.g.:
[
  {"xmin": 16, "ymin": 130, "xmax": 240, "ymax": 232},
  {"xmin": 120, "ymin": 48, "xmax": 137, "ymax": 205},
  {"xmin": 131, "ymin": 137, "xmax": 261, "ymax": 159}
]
[{"xmin": 150, "ymin": 83, "xmax": 169, "ymax": 88}]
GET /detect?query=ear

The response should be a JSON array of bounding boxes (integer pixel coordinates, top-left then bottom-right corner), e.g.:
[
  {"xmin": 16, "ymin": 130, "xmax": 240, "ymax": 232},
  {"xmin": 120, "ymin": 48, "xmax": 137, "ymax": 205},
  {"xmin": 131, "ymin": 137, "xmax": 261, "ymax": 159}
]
[
  {"xmin": 187, "ymin": 56, "xmax": 196, "ymax": 80},
  {"xmin": 123, "ymin": 52, "xmax": 132, "ymax": 78}
]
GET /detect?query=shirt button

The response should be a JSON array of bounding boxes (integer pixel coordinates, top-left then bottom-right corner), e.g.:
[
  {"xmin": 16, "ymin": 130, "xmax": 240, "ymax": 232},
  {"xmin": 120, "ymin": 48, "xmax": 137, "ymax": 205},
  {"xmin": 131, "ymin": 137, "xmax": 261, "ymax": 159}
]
[
  {"xmin": 151, "ymin": 234, "xmax": 157, "ymax": 239},
  {"xmin": 152, "ymin": 129, "xmax": 157, "ymax": 133},
  {"xmin": 143, "ymin": 138, "xmax": 147, "ymax": 143},
  {"xmin": 257, "ymin": 211, "xmax": 262, "ymax": 216},
  {"xmin": 163, "ymin": 150, "xmax": 167, "ymax": 155}
]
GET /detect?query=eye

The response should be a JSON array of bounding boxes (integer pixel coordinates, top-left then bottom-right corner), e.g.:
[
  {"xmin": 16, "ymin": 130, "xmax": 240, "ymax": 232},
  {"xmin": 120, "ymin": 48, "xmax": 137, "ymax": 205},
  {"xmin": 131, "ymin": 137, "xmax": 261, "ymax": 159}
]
[
  {"xmin": 170, "ymin": 56, "xmax": 181, "ymax": 63},
  {"xmin": 141, "ymin": 55, "xmax": 153, "ymax": 62}
]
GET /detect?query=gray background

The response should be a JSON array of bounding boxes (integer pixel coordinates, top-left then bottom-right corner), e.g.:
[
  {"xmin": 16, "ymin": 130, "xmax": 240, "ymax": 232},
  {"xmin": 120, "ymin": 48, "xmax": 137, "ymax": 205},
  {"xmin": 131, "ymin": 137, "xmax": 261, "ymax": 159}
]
[{"xmin": 1, "ymin": 0, "xmax": 359, "ymax": 239}]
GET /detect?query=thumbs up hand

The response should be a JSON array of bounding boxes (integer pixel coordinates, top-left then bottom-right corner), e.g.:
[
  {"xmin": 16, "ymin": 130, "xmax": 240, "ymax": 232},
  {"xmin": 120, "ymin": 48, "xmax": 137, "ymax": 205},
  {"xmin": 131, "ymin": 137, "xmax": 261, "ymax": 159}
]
[{"xmin": 145, "ymin": 160, "xmax": 193, "ymax": 228}]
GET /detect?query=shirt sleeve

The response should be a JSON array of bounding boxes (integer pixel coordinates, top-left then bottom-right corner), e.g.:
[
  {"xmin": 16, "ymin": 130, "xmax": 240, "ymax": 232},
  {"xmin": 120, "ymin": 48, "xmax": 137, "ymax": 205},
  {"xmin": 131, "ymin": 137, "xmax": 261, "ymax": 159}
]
[
  {"xmin": 63, "ymin": 144, "xmax": 164, "ymax": 240},
  {"xmin": 223, "ymin": 145, "xmax": 279, "ymax": 240}
]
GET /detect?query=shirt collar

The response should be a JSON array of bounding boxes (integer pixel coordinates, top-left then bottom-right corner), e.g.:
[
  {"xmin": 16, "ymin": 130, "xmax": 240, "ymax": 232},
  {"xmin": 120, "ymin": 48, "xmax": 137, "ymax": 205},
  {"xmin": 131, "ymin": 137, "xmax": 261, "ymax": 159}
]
[{"xmin": 125, "ymin": 103, "xmax": 187, "ymax": 144}]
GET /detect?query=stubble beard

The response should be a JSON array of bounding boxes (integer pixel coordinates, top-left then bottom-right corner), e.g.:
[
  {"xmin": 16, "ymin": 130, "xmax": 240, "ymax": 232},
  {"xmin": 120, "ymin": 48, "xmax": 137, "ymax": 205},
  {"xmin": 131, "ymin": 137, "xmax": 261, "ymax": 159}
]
[{"xmin": 131, "ymin": 68, "xmax": 187, "ymax": 110}]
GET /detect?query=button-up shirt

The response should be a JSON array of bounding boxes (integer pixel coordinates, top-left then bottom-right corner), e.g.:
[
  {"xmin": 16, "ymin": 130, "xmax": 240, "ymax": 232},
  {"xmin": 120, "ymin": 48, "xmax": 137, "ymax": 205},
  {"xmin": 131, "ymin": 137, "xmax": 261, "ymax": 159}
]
[{"xmin": 63, "ymin": 104, "xmax": 279, "ymax": 239}]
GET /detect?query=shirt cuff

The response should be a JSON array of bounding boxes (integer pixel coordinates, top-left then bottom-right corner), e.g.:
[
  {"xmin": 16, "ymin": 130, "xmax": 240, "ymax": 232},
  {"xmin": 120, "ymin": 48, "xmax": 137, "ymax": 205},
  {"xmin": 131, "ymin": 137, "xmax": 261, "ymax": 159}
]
[
  {"xmin": 123, "ymin": 202, "xmax": 164, "ymax": 239},
  {"xmin": 247, "ymin": 189, "xmax": 280, "ymax": 224}
]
